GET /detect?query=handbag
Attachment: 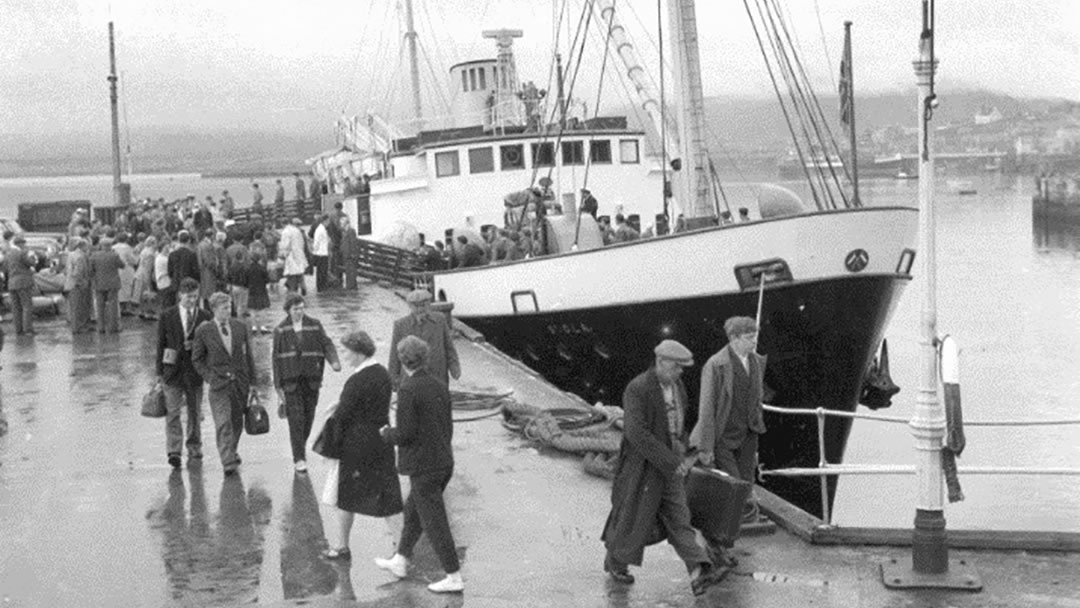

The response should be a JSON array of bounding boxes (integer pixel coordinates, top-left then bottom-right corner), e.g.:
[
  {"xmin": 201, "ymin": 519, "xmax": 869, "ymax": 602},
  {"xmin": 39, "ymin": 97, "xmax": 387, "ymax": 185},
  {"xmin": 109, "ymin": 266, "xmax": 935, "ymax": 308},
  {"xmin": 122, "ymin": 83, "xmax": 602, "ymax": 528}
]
[
  {"xmin": 244, "ymin": 392, "xmax": 270, "ymax": 435},
  {"xmin": 141, "ymin": 380, "xmax": 167, "ymax": 418},
  {"xmin": 311, "ymin": 415, "xmax": 343, "ymax": 459}
]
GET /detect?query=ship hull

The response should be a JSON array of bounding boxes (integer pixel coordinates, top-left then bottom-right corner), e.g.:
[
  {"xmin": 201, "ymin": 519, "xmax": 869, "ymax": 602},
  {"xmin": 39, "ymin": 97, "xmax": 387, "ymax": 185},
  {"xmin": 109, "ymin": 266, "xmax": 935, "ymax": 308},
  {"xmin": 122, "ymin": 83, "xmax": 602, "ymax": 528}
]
[
  {"xmin": 460, "ymin": 273, "xmax": 907, "ymax": 517},
  {"xmin": 431, "ymin": 207, "xmax": 918, "ymax": 517}
]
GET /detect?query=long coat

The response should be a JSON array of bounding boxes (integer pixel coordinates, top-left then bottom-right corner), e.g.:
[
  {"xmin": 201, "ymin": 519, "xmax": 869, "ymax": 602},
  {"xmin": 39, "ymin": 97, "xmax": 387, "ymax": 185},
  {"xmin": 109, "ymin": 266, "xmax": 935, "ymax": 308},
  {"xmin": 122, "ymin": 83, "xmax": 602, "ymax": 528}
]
[
  {"xmin": 278, "ymin": 224, "xmax": 308, "ymax": 277},
  {"xmin": 336, "ymin": 363, "xmax": 403, "ymax": 517},
  {"xmin": 601, "ymin": 367, "xmax": 688, "ymax": 566},
  {"xmin": 689, "ymin": 346, "xmax": 767, "ymax": 456},
  {"xmin": 387, "ymin": 311, "xmax": 460, "ymax": 389}
]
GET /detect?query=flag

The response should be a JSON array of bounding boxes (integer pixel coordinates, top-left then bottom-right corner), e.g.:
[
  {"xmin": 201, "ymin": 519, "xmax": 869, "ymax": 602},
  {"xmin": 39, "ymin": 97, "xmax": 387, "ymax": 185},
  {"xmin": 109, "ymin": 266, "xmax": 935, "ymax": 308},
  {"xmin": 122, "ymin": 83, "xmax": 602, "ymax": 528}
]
[{"xmin": 839, "ymin": 26, "xmax": 853, "ymax": 127}]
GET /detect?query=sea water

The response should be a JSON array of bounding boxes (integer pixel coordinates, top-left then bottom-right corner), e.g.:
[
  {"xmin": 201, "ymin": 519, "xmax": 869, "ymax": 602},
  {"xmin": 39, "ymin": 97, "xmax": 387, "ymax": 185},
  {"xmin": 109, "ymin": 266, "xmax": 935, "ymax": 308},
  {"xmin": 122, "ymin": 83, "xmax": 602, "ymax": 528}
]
[{"xmin": 1, "ymin": 171, "xmax": 1077, "ymax": 532}]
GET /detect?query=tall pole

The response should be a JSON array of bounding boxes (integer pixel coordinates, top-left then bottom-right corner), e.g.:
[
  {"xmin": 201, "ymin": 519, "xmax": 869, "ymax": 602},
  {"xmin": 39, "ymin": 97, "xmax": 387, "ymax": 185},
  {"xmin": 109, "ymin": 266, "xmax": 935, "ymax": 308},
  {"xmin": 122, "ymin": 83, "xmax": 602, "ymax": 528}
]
[
  {"xmin": 108, "ymin": 22, "xmax": 122, "ymax": 207},
  {"xmin": 844, "ymin": 21, "xmax": 860, "ymax": 206},
  {"xmin": 667, "ymin": 0, "xmax": 711, "ymax": 221},
  {"xmin": 882, "ymin": 1, "xmax": 978, "ymax": 589},
  {"xmin": 404, "ymin": 0, "xmax": 423, "ymax": 130}
]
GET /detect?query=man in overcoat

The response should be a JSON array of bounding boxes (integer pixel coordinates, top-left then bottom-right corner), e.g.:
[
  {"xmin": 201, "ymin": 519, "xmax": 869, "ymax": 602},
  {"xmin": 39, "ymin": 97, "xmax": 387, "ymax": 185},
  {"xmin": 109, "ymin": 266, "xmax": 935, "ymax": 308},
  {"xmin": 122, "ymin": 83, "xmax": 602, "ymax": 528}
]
[
  {"xmin": 601, "ymin": 340, "xmax": 719, "ymax": 596},
  {"xmin": 157, "ymin": 278, "xmax": 212, "ymax": 469},
  {"xmin": 387, "ymin": 289, "xmax": 460, "ymax": 389},
  {"xmin": 88, "ymin": 237, "xmax": 125, "ymax": 333},
  {"xmin": 192, "ymin": 291, "xmax": 256, "ymax": 475},
  {"xmin": 4, "ymin": 236, "xmax": 37, "ymax": 335}
]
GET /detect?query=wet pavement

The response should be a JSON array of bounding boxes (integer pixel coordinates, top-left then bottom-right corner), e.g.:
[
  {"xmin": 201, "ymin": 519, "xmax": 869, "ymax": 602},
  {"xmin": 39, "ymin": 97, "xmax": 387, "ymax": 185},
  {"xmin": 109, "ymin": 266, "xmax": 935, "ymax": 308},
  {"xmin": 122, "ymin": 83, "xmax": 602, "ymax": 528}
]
[{"xmin": 1, "ymin": 280, "xmax": 1079, "ymax": 607}]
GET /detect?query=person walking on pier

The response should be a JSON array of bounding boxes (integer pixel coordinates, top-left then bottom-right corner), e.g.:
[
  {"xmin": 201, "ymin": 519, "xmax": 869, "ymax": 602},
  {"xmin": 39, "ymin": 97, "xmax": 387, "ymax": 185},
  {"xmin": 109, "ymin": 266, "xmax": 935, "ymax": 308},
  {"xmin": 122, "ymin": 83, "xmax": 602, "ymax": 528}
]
[
  {"xmin": 690, "ymin": 316, "xmax": 766, "ymax": 528},
  {"xmin": 192, "ymin": 292, "xmax": 256, "ymax": 476},
  {"xmin": 321, "ymin": 330, "xmax": 403, "ymax": 560},
  {"xmin": 64, "ymin": 237, "xmax": 93, "ymax": 334},
  {"xmin": 388, "ymin": 289, "xmax": 460, "ymax": 390},
  {"xmin": 166, "ymin": 231, "xmax": 200, "ymax": 309},
  {"xmin": 375, "ymin": 336, "xmax": 463, "ymax": 593},
  {"xmin": 278, "ymin": 218, "xmax": 308, "ymax": 294},
  {"xmin": 89, "ymin": 237, "xmax": 125, "ymax": 334},
  {"xmin": 5, "ymin": 236, "xmax": 37, "ymax": 336},
  {"xmin": 157, "ymin": 278, "xmax": 211, "ymax": 469},
  {"xmin": 272, "ymin": 293, "xmax": 341, "ymax": 473},
  {"xmin": 601, "ymin": 340, "xmax": 720, "ymax": 596},
  {"xmin": 294, "ymin": 173, "xmax": 306, "ymax": 204},
  {"xmin": 251, "ymin": 183, "xmax": 264, "ymax": 213}
]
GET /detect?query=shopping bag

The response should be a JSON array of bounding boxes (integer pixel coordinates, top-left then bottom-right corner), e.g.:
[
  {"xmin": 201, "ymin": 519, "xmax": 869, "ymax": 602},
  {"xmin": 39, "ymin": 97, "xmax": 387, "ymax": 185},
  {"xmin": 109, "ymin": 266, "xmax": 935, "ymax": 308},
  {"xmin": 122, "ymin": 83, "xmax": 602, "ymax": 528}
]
[
  {"xmin": 141, "ymin": 380, "xmax": 167, "ymax": 418},
  {"xmin": 244, "ymin": 392, "xmax": 270, "ymax": 435},
  {"xmin": 311, "ymin": 415, "xmax": 343, "ymax": 459},
  {"xmin": 321, "ymin": 461, "xmax": 340, "ymax": 507}
]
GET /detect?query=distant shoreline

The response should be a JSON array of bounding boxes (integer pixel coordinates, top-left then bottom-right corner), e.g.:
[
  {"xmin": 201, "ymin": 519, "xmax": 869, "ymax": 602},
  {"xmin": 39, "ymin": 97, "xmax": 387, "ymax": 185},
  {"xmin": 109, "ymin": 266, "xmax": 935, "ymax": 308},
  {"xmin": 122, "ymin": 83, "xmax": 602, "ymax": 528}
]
[{"xmin": 0, "ymin": 167, "xmax": 308, "ymax": 181}]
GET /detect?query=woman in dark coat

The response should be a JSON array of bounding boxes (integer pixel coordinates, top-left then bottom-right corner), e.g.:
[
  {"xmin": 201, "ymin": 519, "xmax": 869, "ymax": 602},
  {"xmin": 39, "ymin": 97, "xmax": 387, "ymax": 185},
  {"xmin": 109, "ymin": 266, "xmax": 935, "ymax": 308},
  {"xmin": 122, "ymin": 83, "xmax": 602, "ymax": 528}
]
[{"xmin": 322, "ymin": 330, "xmax": 403, "ymax": 560}]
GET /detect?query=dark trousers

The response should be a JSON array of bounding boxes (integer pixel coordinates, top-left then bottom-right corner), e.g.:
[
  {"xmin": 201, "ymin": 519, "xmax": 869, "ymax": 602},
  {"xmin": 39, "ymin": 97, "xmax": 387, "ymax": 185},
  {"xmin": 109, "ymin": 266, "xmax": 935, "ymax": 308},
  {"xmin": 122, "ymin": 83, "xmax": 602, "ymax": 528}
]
[
  {"xmin": 607, "ymin": 473, "xmax": 711, "ymax": 571},
  {"xmin": 342, "ymin": 256, "xmax": 357, "ymax": 290},
  {"xmin": 10, "ymin": 286, "xmax": 33, "ymax": 334},
  {"xmin": 397, "ymin": 468, "xmax": 460, "ymax": 573},
  {"xmin": 711, "ymin": 432, "xmax": 760, "ymax": 534},
  {"xmin": 285, "ymin": 274, "xmax": 304, "ymax": 294},
  {"xmin": 160, "ymin": 286, "xmax": 177, "ymax": 309},
  {"xmin": 313, "ymin": 256, "xmax": 329, "ymax": 292},
  {"xmin": 69, "ymin": 285, "xmax": 93, "ymax": 333},
  {"xmin": 284, "ymin": 380, "xmax": 320, "ymax": 462},
  {"xmin": 94, "ymin": 288, "xmax": 121, "ymax": 333}
]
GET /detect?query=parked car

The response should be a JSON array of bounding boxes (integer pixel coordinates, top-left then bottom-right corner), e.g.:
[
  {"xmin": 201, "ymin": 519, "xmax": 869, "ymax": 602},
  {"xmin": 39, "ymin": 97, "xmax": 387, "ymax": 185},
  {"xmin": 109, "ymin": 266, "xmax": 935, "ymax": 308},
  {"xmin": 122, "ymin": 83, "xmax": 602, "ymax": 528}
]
[{"xmin": 0, "ymin": 218, "xmax": 66, "ymax": 272}]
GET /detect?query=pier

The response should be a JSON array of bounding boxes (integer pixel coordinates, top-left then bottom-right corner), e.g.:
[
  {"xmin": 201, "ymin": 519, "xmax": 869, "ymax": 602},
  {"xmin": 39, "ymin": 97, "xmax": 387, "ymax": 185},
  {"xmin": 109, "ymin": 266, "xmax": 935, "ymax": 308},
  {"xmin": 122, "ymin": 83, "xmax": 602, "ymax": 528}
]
[{"xmin": 1, "ymin": 280, "xmax": 1078, "ymax": 606}]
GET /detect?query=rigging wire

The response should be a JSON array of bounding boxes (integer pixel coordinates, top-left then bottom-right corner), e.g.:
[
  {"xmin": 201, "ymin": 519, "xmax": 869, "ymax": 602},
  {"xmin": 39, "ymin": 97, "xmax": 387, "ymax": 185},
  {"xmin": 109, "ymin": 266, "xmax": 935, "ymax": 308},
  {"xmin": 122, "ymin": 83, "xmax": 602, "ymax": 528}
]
[
  {"xmin": 742, "ymin": 0, "xmax": 823, "ymax": 210},
  {"xmin": 339, "ymin": 0, "xmax": 379, "ymax": 115},
  {"xmin": 813, "ymin": 0, "xmax": 837, "ymax": 92},
  {"xmin": 762, "ymin": 0, "xmax": 845, "ymax": 208},
  {"xmin": 417, "ymin": 39, "xmax": 451, "ymax": 118},
  {"xmin": 657, "ymin": 0, "xmax": 667, "ymax": 219}
]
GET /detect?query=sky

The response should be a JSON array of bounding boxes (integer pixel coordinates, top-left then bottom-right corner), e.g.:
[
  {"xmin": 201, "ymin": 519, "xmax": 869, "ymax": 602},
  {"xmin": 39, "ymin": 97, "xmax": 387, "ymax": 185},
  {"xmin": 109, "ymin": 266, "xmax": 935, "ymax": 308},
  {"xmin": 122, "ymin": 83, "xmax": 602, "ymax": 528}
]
[{"xmin": 1, "ymin": 0, "xmax": 1078, "ymax": 139}]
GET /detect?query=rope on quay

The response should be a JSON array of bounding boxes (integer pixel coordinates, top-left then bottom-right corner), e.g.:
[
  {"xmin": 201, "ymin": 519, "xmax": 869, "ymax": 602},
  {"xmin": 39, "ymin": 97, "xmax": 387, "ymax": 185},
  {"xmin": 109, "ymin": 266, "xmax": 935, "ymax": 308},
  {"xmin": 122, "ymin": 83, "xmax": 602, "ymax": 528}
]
[{"xmin": 501, "ymin": 399, "xmax": 626, "ymax": 479}]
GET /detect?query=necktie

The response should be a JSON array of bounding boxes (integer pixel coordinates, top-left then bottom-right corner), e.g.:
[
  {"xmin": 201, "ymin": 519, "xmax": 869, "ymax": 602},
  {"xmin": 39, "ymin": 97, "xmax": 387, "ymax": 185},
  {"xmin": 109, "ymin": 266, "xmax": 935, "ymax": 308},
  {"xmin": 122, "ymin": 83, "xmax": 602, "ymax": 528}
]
[
  {"xmin": 185, "ymin": 307, "xmax": 194, "ymax": 335},
  {"xmin": 220, "ymin": 321, "xmax": 229, "ymax": 337}
]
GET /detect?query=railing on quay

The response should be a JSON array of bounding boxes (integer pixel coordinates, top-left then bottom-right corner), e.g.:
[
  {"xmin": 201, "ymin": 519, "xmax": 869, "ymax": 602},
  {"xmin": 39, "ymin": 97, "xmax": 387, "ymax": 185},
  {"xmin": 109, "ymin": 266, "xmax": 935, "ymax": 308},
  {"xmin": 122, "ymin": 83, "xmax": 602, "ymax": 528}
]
[{"xmin": 760, "ymin": 403, "xmax": 1080, "ymax": 526}]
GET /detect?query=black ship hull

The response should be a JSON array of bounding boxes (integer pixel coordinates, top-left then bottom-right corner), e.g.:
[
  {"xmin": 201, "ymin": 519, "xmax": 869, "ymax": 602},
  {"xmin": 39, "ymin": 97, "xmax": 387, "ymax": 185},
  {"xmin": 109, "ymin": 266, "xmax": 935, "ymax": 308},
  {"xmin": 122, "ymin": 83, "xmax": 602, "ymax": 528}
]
[{"xmin": 460, "ymin": 273, "xmax": 909, "ymax": 518}]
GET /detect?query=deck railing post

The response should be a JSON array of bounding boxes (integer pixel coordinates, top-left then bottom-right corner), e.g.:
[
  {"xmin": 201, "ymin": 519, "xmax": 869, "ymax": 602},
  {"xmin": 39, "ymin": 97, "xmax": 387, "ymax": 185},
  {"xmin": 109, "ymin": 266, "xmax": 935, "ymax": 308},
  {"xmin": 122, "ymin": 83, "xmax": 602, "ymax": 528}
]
[{"xmin": 816, "ymin": 407, "xmax": 831, "ymax": 525}]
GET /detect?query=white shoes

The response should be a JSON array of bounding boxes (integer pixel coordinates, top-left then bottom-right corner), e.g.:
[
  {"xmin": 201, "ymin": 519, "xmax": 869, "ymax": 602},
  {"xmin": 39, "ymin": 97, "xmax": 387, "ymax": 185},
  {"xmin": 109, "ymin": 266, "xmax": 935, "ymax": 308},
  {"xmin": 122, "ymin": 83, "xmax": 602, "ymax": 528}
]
[
  {"xmin": 374, "ymin": 554, "xmax": 408, "ymax": 579},
  {"xmin": 294, "ymin": 460, "xmax": 307, "ymax": 473},
  {"xmin": 427, "ymin": 573, "xmax": 465, "ymax": 593}
]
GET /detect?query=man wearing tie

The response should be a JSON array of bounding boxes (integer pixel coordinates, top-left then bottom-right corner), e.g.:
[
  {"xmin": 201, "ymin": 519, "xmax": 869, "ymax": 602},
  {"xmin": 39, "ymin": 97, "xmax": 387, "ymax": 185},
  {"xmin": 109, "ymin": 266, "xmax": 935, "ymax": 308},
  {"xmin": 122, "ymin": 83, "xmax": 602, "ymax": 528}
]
[
  {"xmin": 156, "ymin": 278, "xmax": 212, "ymax": 469},
  {"xmin": 192, "ymin": 291, "xmax": 256, "ymax": 475}
]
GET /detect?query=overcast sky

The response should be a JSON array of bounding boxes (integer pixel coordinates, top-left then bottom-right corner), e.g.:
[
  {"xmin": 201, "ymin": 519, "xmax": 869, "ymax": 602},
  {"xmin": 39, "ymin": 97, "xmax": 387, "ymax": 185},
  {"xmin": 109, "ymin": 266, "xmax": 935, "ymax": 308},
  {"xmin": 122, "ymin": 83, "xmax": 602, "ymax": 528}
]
[{"xmin": 2, "ymin": 0, "xmax": 1078, "ymax": 138}]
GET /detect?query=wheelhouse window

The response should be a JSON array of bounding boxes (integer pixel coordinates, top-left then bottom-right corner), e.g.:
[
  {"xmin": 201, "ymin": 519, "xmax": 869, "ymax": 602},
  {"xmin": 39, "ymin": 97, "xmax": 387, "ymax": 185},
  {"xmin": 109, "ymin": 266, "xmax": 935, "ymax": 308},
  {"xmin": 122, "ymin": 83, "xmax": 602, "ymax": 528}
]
[
  {"xmin": 435, "ymin": 150, "xmax": 460, "ymax": 177},
  {"xmin": 478, "ymin": 68, "xmax": 486, "ymax": 90},
  {"xmin": 531, "ymin": 142, "xmax": 555, "ymax": 167},
  {"xmin": 469, "ymin": 69, "xmax": 477, "ymax": 91},
  {"xmin": 468, "ymin": 147, "xmax": 494, "ymax": 173},
  {"xmin": 619, "ymin": 139, "xmax": 640, "ymax": 164},
  {"xmin": 590, "ymin": 139, "xmax": 612, "ymax": 164},
  {"xmin": 501, "ymin": 144, "xmax": 525, "ymax": 170},
  {"xmin": 562, "ymin": 141, "xmax": 585, "ymax": 165},
  {"xmin": 461, "ymin": 70, "xmax": 468, "ymax": 92}
]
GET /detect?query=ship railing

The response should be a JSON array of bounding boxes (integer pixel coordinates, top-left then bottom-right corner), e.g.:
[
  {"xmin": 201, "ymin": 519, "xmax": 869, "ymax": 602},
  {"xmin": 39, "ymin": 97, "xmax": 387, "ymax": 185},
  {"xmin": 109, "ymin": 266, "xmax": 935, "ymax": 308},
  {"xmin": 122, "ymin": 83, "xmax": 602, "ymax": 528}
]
[{"xmin": 759, "ymin": 403, "xmax": 1080, "ymax": 525}]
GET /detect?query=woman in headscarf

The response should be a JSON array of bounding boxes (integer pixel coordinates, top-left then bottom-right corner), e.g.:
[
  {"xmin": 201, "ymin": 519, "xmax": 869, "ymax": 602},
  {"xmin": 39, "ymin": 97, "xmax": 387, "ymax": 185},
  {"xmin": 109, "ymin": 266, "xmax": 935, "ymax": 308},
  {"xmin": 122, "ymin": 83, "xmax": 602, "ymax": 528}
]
[{"xmin": 320, "ymin": 329, "xmax": 402, "ymax": 560}]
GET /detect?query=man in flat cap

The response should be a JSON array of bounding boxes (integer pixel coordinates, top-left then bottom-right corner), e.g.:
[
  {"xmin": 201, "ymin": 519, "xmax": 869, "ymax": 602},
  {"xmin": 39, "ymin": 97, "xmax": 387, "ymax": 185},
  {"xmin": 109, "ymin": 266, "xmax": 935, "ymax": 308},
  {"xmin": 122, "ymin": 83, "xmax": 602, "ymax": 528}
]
[
  {"xmin": 601, "ymin": 339, "xmax": 720, "ymax": 596},
  {"xmin": 387, "ymin": 289, "xmax": 460, "ymax": 390}
]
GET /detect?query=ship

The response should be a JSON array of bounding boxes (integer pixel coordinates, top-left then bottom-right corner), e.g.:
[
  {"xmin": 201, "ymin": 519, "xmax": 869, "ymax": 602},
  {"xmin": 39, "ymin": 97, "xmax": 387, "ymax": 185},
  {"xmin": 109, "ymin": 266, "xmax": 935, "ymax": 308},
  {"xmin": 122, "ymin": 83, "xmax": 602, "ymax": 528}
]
[{"xmin": 307, "ymin": 0, "xmax": 918, "ymax": 517}]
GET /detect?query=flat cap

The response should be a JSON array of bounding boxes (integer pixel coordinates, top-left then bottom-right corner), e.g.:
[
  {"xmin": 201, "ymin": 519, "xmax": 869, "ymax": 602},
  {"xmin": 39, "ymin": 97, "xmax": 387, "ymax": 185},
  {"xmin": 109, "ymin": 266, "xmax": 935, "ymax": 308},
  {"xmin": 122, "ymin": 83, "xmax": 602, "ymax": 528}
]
[
  {"xmin": 12, "ymin": 235, "xmax": 26, "ymax": 245},
  {"xmin": 405, "ymin": 289, "xmax": 433, "ymax": 304},
  {"xmin": 654, "ymin": 339, "xmax": 694, "ymax": 366}
]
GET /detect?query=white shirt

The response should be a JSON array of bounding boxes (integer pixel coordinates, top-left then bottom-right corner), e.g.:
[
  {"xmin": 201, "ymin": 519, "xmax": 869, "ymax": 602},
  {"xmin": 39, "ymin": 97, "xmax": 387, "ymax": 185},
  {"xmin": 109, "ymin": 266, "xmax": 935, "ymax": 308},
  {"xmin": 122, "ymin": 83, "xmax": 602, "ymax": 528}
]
[
  {"xmin": 312, "ymin": 224, "xmax": 330, "ymax": 256},
  {"xmin": 154, "ymin": 252, "xmax": 171, "ymax": 289},
  {"xmin": 735, "ymin": 352, "xmax": 750, "ymax": 372}
]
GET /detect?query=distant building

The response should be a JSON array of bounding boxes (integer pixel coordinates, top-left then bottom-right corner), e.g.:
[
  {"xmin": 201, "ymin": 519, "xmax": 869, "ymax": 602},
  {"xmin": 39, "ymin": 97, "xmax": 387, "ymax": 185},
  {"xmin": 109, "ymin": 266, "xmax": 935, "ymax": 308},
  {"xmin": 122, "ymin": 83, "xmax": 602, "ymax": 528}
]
[{"xmin": 974, "ymin": 105, "xmax": 1003, "ymax": 126}]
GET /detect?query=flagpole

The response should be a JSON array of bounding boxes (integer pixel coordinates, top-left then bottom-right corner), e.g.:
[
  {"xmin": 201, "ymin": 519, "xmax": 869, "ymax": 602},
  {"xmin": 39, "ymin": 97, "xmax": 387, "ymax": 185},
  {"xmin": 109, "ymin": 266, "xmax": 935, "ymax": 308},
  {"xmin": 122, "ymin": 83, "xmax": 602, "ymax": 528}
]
[{"xmin": 843, "ymin": 21, "xmax": 860, "ymax": 206}]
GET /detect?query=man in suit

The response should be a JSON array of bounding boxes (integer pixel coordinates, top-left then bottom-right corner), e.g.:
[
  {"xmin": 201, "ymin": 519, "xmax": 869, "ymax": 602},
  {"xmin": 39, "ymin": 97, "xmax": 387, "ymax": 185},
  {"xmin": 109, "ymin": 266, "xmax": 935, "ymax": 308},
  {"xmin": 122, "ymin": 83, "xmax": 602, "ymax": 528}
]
[
  {"xmin": 192, "ymin": 291, "xmax": 256, "ymax": 475},
  {"xmin": 63, "ymin": 237, "xmax": 93, "ymax": 334},
  {"xmin": 166, "ymin": 231, "xmax": 200, "ymax": 309},
  {"xmin": 4, "ymin": 236, "xmax": 38, "ymax": 335},
  {"xmin": 691, "ymin": 316, "xmax": 767, "ymax": 530},
  {"xmin": 88, "ymin": 237, "xmax": 125, "ymax": 333},
  {"xmin": 376, "ymin": 336, "xmax": 463, "ymax": 594},
  {"xmin": 387, "ymin": 289, "xmax": 460, "ymax": 389},
  {"xmin": 157, "ymin": 278, "xmax": 211, "ymax": 469},
  {"xmin": 600, "ymin": 340, "xmax": 720, "ymax": 596}
]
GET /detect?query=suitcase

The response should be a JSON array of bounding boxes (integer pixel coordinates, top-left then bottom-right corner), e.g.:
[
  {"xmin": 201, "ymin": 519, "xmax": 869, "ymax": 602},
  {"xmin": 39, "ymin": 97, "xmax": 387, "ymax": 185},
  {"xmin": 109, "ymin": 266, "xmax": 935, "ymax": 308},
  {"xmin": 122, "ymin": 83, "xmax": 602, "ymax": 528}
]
[{"xmin": 686, "ymin": 467, "xmax": 752, "ymax": 546}]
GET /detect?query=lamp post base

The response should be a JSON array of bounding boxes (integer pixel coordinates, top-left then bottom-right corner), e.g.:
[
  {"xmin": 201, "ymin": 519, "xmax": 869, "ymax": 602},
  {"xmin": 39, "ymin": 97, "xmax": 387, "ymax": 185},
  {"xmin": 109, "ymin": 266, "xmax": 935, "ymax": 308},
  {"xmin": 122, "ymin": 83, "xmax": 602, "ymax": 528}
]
[{"xmin": 881, "ymin": 556, "xmax": 982, "ymax": 590}]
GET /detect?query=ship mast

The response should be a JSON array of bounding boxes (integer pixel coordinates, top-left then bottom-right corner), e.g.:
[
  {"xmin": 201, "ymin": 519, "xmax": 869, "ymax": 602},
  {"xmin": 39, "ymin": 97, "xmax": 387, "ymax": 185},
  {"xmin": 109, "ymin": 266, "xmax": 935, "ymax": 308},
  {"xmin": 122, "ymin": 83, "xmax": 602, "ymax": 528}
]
[
  {"xmin": 108, "ymin": 22, "xmax": 123, "ymax": 207},
  {"xmin": 667, "ymin": 0, "xmax": 712, "ymax": 221},
  {"xmin": 404, "ymin": 0, "xmax": 423, "ymax": 129}
]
